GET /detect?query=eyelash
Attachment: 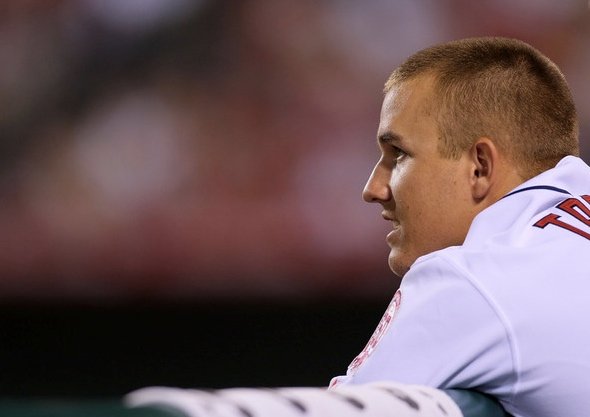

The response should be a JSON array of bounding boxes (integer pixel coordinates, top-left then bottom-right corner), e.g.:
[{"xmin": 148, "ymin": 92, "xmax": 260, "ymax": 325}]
[{"xmin": 392, "ymin": 146, "xmax": 406, "ymax": 160}]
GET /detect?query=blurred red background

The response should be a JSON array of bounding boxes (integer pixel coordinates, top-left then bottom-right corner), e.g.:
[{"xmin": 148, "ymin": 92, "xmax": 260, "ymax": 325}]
[{"xmin": 0, "ymin": 0, "xmax": 588, "ymax": 300}]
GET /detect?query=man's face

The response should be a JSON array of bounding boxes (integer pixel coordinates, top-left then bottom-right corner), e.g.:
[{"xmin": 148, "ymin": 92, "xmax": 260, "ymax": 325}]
[{"xmin": 363, "ymin": 75, "xmax": 477, "ymax": 278}]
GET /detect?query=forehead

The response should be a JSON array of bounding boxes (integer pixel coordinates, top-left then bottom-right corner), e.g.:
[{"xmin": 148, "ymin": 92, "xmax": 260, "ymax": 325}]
[
  {"xmin": 380, "ymin": 83, "xmax": 411, "ymax": 122},
  {"xmin": 378, "ymin": 75, "xmax": 437, "ymax": 140}
]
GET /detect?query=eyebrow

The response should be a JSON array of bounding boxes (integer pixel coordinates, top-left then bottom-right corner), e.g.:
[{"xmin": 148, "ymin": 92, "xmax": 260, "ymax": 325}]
[{"xmin": 377, "ymin": 132, "xmax": 404, "ymax": 145}]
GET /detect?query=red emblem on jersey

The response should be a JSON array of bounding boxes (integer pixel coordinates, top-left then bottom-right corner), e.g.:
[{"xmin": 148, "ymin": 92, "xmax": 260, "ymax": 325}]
[{"xmin": 347, "ymin": 289, "xmax": 402, "ymax": 376}]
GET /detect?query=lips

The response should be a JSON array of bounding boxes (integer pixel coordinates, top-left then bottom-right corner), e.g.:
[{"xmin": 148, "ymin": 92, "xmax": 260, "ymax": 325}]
[
  {"xmin": 381, "ymin": 211, "xmax": 397, "ymax": 222},
  {"xmin": 382, "ymin": 211, "xmax": 401, "ymax": 246}
]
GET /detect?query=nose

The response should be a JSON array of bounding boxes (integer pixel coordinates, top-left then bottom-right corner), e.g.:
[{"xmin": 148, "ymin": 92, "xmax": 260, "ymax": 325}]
[{"xmin": 362, "ymin": 163, "xmax": 392, "ymax": 203}]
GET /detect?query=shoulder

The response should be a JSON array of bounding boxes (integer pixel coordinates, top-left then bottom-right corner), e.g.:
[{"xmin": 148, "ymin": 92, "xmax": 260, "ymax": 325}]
[
  {"xmin": 404, "ymin": 248, "xmax": 519, "ymax": 357},
  {"xmin": 404, "ymin": 249, "xmax": 497, "ymax": 312},
  {"xmin": 402, "ymin": 250, "xmax": 512, "ymax": 345},
  {"xmin": 375, "ymin": 252, "xmax": 519, "ymax": 395}
]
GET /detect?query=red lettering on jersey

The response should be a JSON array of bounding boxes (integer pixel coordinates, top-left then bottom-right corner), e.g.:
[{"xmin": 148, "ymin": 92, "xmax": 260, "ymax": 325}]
[
  {"xmin": 534, "ymin": 196, "xmax": 590, "ymax": 241},
  {"xmin": 534, "ymin": 213, "xmax": 590, "ymax": 240},
  {"xmin": 558, "ymin": 198, "xmax": 590, "ymax": 226}
]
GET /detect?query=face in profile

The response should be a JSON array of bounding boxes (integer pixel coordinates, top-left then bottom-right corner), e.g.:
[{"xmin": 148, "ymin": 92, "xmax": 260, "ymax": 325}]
[{"xmin": 363, "ymin": 75, "xmax": 477, "ymax": 277}]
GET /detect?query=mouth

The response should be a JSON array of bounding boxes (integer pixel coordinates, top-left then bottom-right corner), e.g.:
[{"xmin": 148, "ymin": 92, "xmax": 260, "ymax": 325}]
[
  {"xmin": 382, "ymin": 211, "xmax": 401, "ymax": 246},
  {"xmin": 381, "ymin": 211, "xmax": 396, "ymax": 222}
]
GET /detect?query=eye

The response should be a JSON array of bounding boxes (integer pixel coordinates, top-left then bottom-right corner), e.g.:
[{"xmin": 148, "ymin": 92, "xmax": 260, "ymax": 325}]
[{"xmin": 391, "ymin": 145, "xmax": 407, "ymax": 162}]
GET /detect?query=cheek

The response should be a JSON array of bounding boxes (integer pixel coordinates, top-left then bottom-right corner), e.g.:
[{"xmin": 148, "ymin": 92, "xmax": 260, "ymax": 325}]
[
  {"xmin": 389, "ymin": 165, "xmax": 413, "ymax": 197},
  {"xmin": 395, "ymin": 171, "xmax": 449, "ymax": 236},
  {"xmin": 390, "ymin": 165, "xmax": 429, "ymax": 210},
  {"xmin": 423, "ymin": 177, "xmax": 471, "ymax": 245}
]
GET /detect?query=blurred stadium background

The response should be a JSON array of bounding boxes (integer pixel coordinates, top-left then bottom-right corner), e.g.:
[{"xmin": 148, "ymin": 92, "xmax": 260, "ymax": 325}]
[{"xmin": 0, "ymin": 0, "xmax": 588, "ymax": 398}]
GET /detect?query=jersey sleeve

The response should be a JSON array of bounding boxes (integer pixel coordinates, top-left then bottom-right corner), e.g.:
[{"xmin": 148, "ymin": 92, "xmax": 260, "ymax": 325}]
[{"xmin": 333, "ymin": 252, "xmax": 517, "ymax": 401}]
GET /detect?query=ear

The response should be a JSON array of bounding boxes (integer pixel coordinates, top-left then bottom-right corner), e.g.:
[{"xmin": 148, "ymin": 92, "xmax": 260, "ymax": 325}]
[{"xmin": 469, "ymin": 138, "xmax": 498, "ymax": 201}]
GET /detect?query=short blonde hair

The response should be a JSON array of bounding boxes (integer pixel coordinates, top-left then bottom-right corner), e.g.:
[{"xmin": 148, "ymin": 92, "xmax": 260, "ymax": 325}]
[{"xmin": 385, "ymin": 37, "xmax": 579, "ymax": 179}]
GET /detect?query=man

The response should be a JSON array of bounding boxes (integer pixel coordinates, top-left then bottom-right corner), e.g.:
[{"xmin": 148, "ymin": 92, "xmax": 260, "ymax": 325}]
[
  {"xmin": 126, "ymin": 37, "xmax": 588, "ymax": 417},
  {"xmin": 331, "ymin": 37, "xmax": 590, "ymax": 417}
]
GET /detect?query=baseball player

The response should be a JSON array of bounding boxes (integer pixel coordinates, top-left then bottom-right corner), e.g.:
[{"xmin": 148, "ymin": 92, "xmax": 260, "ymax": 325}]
[
  {"xmin": 127, "ymin": 37, "xmax": 587, "ymax": 417},
  {"xmin": 331, "ymin": 37, "xmax": 590, "ymax": 417}
]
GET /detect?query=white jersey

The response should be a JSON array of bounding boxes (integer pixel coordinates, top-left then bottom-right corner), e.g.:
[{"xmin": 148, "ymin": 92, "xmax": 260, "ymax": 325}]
[{"xmin": 332, "ymin": 156, "xmax": 590, "ymax": 417}]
